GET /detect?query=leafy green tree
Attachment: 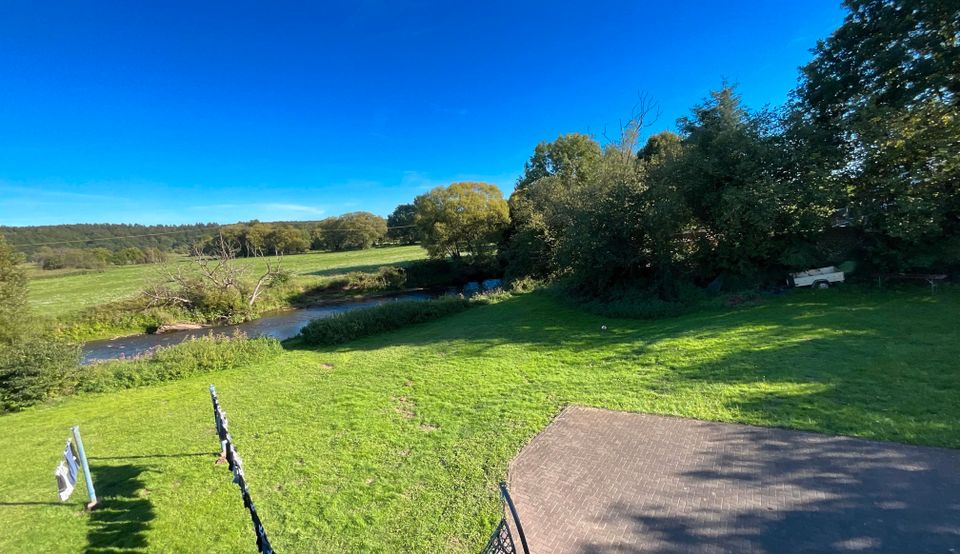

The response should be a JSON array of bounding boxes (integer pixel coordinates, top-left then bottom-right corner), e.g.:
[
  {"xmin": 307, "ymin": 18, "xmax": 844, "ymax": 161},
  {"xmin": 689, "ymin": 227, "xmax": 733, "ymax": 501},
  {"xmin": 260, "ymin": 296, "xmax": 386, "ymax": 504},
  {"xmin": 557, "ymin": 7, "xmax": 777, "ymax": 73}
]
[
  {"xmin": 244, "ymin": 222, "xmax": 273, "ymax": 255},
  {"xmin": 111, "ymin": 247, "xmax": 147, "ymax": 265},
  {"xmin": 313, "ymin": 212, "xmax": 387, "ymax": 251},
  {"xmin": 0, "ymin": 223, "xmax": 222, "ymax": 256},
  {"xmin": 506, "ymin": 133, "xmax": 602, "ymax": 277},
  {"xmin": 0, "ymin": 235, "xmax": 27, "ymax": 345},
  {"xmin": 797, "ymin": 0, "xmax": 960, "ymax": 269},
  {"xmin": 414, "ymin": 182, "xmax": 510, "ymax": 260},
  {"xmin": 266, "ymin": 225, "xmax": 311, "ymax": 254},
  {"xmin": 671, "ymin": 86, "xmax": 811, "ymax": 277},
  {"xmin": 386, "ymin": 204, "xmax": 419, "ymax": 244},
  {"xmin": 0, "ymin": 234, "xmax": 81, "ymax": 411},
  {"xmin": 515, "ymin": 133, "xmax": 603, "ymax": 192},
  {"xmin": 637, "ymin": 130, "xmax": 682, "ymax": 165}
]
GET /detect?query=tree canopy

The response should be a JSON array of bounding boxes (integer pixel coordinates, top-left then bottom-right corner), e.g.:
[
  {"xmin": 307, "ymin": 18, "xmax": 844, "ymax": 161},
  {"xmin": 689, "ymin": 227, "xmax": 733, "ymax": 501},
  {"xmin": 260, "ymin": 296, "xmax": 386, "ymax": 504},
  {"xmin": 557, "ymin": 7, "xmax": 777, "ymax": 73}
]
[
  {"xmin": 0, "ymin": 235, "xmax": 27, "ymax": 345},
  {"xmin": 387, "ymin": 204, "xmax": 419, "ymax": 244},
  {"xmin": 312, "ymin": 212, "xmax": 388, "ymax": 251},
  {"xmin": 414, "ymin": 182, "xmax": 509, "ymax": 261}
]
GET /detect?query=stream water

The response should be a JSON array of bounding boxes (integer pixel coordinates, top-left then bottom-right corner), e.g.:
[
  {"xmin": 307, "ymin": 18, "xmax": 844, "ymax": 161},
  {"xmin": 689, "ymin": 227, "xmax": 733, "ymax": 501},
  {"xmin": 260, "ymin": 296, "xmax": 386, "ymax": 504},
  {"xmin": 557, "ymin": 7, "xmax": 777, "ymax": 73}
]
[{"xmin": 81, "ymin": 279, "xmax": 501, "ymax": 363}]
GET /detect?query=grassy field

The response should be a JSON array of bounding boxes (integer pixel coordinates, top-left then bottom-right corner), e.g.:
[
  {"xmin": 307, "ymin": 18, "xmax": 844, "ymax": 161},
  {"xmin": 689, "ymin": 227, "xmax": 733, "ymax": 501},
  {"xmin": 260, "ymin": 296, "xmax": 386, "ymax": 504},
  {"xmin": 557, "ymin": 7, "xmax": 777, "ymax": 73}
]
[
  {"xmin": 27, "ymin": 245, "xmax": 427, "ymax": 318},
  {"xmin": 1, "ymin": 286, "xmax": 958, "ymax": 552}
]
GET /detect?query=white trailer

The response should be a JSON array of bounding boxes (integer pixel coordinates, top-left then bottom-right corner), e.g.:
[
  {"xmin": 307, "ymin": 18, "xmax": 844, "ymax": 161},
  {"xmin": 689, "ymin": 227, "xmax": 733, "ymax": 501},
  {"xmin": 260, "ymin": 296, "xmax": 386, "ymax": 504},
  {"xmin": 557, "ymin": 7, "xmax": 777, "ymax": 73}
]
[{"xmin": 788, "ymin": 266, "xmax": 845, "ymax": 289}]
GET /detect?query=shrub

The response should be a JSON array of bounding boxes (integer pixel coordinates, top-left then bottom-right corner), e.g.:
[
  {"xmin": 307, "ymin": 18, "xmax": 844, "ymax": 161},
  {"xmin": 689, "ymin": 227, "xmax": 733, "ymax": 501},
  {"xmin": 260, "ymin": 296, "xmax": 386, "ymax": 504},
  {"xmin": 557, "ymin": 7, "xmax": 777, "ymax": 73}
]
[
  {"xmin": 32, "ymin": 247, "xmax": 107, "ymax": 270},
  {"xmin": 560, "ymin": 282, "xmax": 707, "ymax": 320},
  {"xmin": 77, "ymin": 334, "xmax": 282, "ymax": 394},
  {"xmin": 343, "ymin": 266, "xmax": 407, "ymax": 290},
  {"xmin": 0, "ymin": 335, "xmax": 81, "ymax": 412},
  {"xmin": 57, "ymin": 300, "xmax": 188, "ymax": 341},
  {"xmin": 508, "ymin": 276, "xmax": 543, "ymax": 293},
  {"xmin": 299, "ymin": 295, "xmax": 472, "ymax": 346},
  {"xmin": 403, "ymin": 258, "xmax": 502, "ymax": 289}
]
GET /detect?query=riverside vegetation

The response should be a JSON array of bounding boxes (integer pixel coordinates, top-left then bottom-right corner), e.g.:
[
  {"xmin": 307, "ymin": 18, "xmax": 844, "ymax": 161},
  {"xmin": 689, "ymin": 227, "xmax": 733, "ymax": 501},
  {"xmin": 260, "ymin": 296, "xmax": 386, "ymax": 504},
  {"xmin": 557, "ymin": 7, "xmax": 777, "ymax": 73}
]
[{"xmin": 30, "ymin": 245, "xmax": 429, "ymax": 340}]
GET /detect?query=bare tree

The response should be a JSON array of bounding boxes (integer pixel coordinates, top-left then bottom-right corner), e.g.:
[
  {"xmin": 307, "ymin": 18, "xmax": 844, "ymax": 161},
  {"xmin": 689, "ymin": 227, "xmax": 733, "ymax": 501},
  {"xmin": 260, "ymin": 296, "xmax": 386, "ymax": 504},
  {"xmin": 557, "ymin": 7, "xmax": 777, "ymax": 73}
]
[
  {"xmin": 143, "ymin": 234, "xmax": 284, "ymax": 318},
  {"xmin": 603, "ymin": 92, "xmax": 661, "ymax": 157}
]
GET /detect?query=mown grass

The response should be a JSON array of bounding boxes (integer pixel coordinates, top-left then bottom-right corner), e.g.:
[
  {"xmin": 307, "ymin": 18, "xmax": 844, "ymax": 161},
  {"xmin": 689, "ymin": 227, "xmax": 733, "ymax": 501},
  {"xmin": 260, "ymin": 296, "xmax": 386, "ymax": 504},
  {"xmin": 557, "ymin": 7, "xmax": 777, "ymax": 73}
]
[
  {"xmin": 27, "ymin": 245, "xmax": 428, "ymax": 318},
  {"xmin": 1, "ymin": 286, "xmax": 958, "ymax": 552}
]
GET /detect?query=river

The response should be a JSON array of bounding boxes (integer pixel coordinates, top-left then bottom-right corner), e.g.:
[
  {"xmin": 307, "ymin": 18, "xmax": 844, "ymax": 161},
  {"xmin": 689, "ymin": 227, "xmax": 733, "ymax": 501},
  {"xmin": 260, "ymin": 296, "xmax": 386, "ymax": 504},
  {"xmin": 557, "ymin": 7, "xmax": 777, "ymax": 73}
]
[{"xmin": 82, "ymin": 280, "xmax": 501, "ymax": 363}]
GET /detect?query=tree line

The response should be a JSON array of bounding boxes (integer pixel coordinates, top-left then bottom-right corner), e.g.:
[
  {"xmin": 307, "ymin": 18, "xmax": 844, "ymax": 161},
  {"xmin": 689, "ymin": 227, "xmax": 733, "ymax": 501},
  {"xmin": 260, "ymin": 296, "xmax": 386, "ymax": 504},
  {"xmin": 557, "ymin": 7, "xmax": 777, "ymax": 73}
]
[
  {"xmin": 9, "ymin": 212, "xmax": 418, "ymax": 270},
  {"xmin": 398, "ymin": 0, "xmax": 960, "ymax": 303},
  {"xmin": 206, "ymin": 213, "xmax": 392, "ymax": 257},
  {"xmin": 1, "ymin": 223, "xmax": 222, "ymax": 256},
  {"xmin": 31, "ymin": 245, "xmax": 168, "ymax": 270}
]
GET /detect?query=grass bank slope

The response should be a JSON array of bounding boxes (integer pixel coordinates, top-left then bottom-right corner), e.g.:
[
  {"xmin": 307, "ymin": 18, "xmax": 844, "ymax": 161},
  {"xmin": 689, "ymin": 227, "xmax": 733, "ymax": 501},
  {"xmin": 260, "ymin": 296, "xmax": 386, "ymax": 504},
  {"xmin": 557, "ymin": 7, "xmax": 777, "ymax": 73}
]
[
  {"xmin": 2, "ymin": 287, "xmax": 957, "ymax": 552},
  {"xmin": 27, "ymin": 245, "xmax": 427, "ymax": 318}
]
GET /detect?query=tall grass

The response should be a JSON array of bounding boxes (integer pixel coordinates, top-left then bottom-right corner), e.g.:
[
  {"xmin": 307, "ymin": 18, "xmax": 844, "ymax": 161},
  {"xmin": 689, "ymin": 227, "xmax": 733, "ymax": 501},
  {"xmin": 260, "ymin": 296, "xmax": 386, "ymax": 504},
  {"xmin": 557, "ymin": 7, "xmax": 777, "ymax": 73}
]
[
  {"xmin": 298, "ymin": 291, "xmax": 512, "ymax": 346},
  {"xmin": 76, "ymin": 334, "xmax": 283, "ymax": 394}
]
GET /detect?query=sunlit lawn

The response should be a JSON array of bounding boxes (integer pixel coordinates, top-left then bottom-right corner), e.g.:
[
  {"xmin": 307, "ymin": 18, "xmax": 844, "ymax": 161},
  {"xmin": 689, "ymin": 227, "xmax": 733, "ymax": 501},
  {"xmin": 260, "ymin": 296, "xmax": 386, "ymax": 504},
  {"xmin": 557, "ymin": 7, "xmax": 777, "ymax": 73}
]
[
  {"xmin": 1, "ymin": 286, "xmax": 957, "ymax": 551},
  {"xmin": 26, "ymin": 245, "xmax": 427, "ymax": 318}
]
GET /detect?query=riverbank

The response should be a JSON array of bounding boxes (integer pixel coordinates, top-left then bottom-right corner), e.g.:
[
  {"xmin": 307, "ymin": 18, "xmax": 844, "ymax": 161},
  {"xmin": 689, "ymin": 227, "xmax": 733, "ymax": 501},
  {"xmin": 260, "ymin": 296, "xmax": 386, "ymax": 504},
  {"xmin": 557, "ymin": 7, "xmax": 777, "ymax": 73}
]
[
  {"xmin": 28, "ymin": 245, "xmax": 429, "ymax": 318},
  {"xmin": 35, "ymin": 246, "xmax": 430, "ymax": 341},
  {"xmin": 80, "ymin": 289, "xmax": 436, "ymax": 362},
  {"xmin": 80, "ymin": 279, "xmax": 505, "ymax": 363}
]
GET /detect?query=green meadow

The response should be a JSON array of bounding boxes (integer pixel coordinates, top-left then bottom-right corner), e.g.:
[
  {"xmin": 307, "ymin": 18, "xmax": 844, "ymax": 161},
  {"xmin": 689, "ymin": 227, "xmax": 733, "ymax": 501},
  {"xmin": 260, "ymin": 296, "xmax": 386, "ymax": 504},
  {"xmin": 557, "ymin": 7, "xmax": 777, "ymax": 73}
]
[
  {"xmin": 27, "ymin": 245, "xmax": 428, "ymax": 318},
  {"xmin": 2, "ymin": 286, "xmax": 957, "ymax": 552}
]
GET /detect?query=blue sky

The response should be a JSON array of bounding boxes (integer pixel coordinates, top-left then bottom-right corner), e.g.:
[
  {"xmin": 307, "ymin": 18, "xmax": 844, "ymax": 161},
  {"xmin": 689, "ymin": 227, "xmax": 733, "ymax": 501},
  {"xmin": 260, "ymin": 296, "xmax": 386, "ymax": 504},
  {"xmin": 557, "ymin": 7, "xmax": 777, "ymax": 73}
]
[{"xmin": 0, "ymin": 1, "xmax": 845, "ymax": 227}]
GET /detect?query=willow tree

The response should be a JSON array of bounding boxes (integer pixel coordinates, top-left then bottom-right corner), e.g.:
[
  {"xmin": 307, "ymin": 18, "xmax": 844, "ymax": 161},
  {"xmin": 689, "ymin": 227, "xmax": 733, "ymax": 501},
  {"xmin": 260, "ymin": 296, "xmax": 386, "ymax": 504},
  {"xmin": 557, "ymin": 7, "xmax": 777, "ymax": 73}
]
[{"xmin": 413, "ymin": 182, "xmax": 509, "ymax": 261}]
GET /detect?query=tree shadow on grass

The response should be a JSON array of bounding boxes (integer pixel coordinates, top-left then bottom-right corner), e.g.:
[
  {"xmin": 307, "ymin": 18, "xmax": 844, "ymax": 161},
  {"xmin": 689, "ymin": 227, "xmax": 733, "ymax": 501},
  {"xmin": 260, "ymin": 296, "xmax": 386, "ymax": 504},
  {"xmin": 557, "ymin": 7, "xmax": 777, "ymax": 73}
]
[
  {"xmin": 89, "ymin": 452, "xmax": 208, "ymax": 461},
  {"xmin": 305, "ymin": 261, "xmax": 417, "ymax": 277},
  {"xmin": 85, "ymin": 464, "xmax": 154, "ymax": 554},
  {"xmin": 283, "ymin": 290, "xmax": 899, "ymax": 364},
  {"xmin": 284, "ymin": 289, "xmax": 960, "ymax": 446}
]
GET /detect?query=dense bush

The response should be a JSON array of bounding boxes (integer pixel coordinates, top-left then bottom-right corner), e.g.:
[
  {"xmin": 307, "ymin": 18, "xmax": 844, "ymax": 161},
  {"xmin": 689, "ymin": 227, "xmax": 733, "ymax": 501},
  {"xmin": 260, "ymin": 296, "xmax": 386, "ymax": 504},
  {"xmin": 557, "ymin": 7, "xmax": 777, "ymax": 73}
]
[
  {"xmin": 0, "ymin": 335, "xmax": 81, "ymax": 412},
  {"xmin": 403, "ymin": 258, "xmax": 502, "ymax": 289},
  {"xmin": 298, "ymin": 295, "xmax": 473, "ymax": 346},
  {"xmin": 560, "ymin": 282, "xmax": 707, "ymax": 320},
  {"xmin": 343, "ymin": 266, "xmax": 406, "ymax": 290},
  {"xmin": 56, "ymin": 300, "xmax": 188, "ymax": 340},
  {"xmin": 77, "ymin": 334, "xmax": 282, "ymax": 394},
  {"xmin": 0, "ymin": 332, "xmax": 281, "ymax": 412},
  {"xmin": 32, "ymin": 247, "xmax": 107, "ymax": 270}
]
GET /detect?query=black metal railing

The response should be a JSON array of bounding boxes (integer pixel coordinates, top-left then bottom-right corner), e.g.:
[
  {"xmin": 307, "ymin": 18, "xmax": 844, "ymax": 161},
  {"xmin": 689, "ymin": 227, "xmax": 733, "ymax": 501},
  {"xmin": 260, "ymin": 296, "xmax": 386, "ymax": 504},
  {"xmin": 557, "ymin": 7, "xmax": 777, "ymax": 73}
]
[
  {"xmin": 482, "ymin": 482, "xmax": 529, "ymax": 554},
  {"xmin": 210, "ymin": 385, "xmax": 275, "ymax": 554}
]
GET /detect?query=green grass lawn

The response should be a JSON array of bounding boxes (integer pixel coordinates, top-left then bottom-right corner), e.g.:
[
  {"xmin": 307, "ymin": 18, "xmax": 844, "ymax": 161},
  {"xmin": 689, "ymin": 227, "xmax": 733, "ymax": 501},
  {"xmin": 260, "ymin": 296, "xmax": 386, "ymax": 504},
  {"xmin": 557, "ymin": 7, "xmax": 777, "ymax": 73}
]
[
  {"xmin": 2, "ymin": 286, "xmax": 958, "ymax": 552},
  {"xmin": 27, "ymin": 245, "xmax": 427, "ymax": 318}
]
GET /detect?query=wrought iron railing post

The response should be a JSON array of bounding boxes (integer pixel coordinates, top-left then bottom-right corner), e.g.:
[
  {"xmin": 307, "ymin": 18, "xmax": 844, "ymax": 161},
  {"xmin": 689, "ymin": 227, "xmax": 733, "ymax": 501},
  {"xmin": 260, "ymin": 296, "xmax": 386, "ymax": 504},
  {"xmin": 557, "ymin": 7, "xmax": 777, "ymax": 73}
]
[
  {"xmin": 499, "ymin": 482, "xmax": 529, "ymax": 554},
  {"xmin": 482, "ymin": 481, "xmax": 529, "ymax": 554}
]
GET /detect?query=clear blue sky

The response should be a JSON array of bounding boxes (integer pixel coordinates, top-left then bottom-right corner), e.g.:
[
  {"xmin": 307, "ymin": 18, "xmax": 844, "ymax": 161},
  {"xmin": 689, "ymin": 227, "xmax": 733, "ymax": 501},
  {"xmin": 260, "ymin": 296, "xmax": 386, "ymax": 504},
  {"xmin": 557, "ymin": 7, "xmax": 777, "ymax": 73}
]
[{"xmin": 0, "ymin": 1, "xmax": 845, "ymax": 227}]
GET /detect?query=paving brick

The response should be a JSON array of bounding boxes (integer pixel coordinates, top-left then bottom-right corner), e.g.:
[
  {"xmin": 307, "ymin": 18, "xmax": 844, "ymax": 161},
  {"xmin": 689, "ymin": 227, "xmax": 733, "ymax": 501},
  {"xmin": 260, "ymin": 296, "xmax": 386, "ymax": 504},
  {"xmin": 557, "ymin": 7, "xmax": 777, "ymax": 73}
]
[{"xmin": 507, "ymin": 407, "xmax": 960, "ymax": 553}]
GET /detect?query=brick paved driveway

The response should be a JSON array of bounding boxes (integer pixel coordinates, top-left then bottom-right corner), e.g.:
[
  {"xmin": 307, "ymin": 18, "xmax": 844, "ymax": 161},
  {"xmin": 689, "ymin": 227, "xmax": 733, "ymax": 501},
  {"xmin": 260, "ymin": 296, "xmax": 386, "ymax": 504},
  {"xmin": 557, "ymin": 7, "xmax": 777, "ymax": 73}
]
[{"xmin": 508, "ymin": 407, "xmax": 960, "ymax": 553}]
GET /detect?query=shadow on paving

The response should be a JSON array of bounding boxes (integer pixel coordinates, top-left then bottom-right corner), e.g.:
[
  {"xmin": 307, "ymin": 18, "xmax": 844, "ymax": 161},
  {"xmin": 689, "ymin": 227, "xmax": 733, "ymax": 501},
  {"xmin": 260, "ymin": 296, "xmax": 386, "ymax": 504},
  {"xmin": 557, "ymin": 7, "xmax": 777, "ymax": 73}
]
[
  {"xmin": 588, "ymin": 426, "xmax": 960, "ymax": 553},
  {"xmin": 510, "ymin": 408, "xmax": 960, "ymax": 553},
  {"xmin": 85, "ymin": 464, "xmax": 154, "ymax": 554}
]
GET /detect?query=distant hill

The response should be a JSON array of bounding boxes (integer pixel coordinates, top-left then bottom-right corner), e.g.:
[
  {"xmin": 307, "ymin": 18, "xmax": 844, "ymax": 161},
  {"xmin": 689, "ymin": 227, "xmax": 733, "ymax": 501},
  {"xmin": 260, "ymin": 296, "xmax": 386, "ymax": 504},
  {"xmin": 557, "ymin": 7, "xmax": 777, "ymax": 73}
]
[{"xmin": 0, "ymin": 223, "xmax": 224, "ymax": 255}]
